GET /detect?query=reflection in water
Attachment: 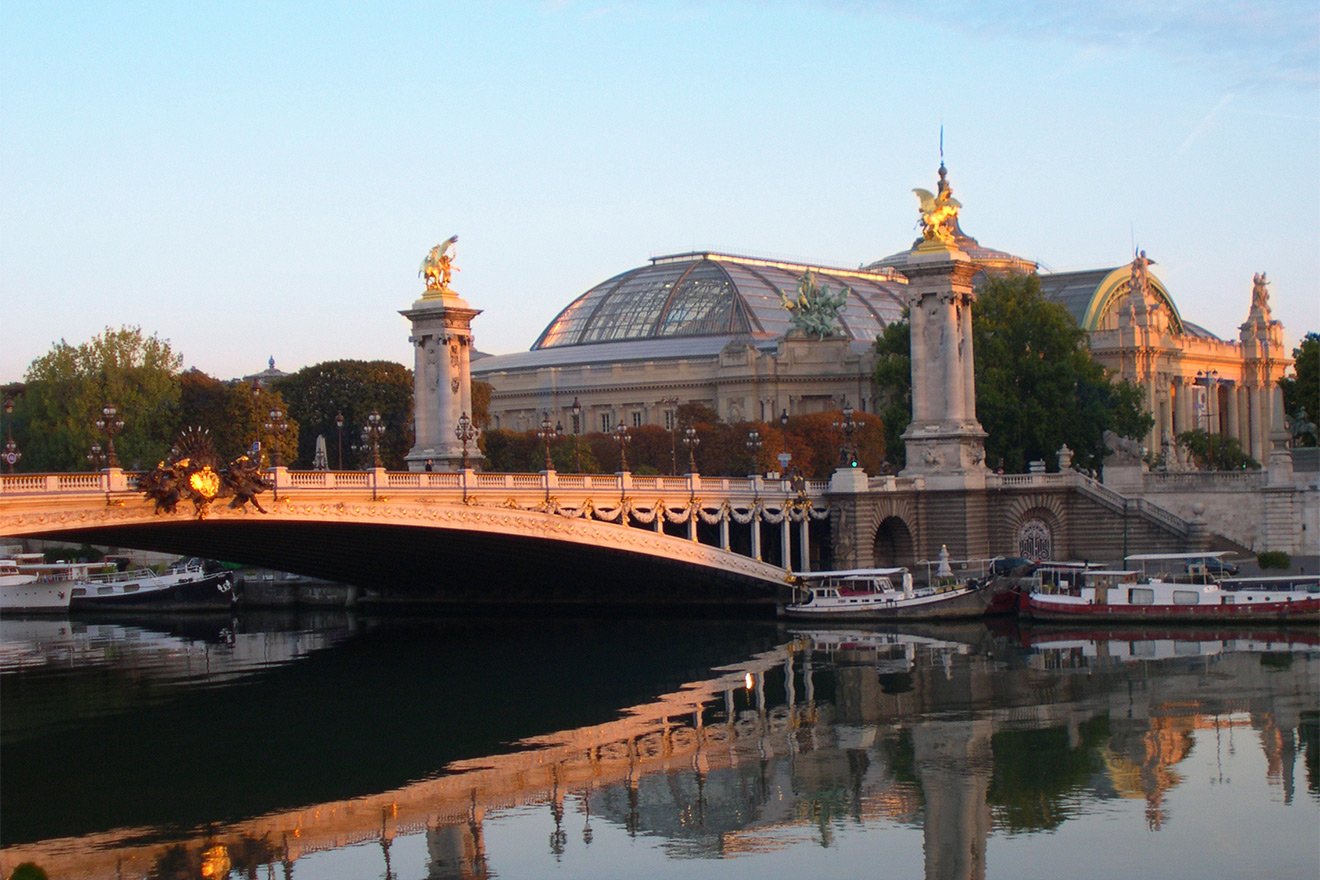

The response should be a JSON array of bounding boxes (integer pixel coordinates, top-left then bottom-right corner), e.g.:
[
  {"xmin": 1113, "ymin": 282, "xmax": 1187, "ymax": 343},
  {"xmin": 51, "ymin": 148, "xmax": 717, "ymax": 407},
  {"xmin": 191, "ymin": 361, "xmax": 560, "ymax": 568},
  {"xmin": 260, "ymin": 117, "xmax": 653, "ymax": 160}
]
[{"xmin": 1, "ymin": 617, "xmax": 1316, "ymax": 879}]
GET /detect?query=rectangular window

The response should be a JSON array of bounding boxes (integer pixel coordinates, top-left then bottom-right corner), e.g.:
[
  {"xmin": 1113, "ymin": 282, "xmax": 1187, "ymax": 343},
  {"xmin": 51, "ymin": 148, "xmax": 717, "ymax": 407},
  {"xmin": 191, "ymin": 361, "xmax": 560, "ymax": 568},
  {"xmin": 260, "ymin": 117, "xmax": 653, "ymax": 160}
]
[
  {"xmin": 632, "ymin": 411, "xmax": 642, "ymax": 428},
  {"xmin": 1172, "ymin": 590, "xmax": 1200, "ymax": 605},
  {"xmin": 600, "ymin": 413, "xmax": 612, "ymax": 432},
  {"xmin": 1129, "ymin": 588, "xmax": 1155, "ymax": 605},
  {"xmin": 664, "ymin": 410, "xmax": 675, "ymax": 431}
]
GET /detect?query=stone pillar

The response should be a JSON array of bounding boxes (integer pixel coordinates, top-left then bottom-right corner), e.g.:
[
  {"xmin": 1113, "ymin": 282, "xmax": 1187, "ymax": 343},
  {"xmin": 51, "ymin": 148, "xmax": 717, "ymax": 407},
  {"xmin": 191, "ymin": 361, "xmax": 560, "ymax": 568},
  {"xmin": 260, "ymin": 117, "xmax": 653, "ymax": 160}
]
[
  {"xmin": 1225, "ymin": 385, "xmax": 1241, "ymax": 443},
  {"xmin": 401, "ymin": 275, "xmax": 484, "ymax": 471},
  {"xmin": 1248, "ymin": 386, "xmax": 1264, "ymax": 463},
  {"xmin": 1262, "ymin": 384, "xmax": 1298, "ymax": 554},
  {"xmin": 900, "ymin": 242, "xmax": 988, "ymax": 490}
]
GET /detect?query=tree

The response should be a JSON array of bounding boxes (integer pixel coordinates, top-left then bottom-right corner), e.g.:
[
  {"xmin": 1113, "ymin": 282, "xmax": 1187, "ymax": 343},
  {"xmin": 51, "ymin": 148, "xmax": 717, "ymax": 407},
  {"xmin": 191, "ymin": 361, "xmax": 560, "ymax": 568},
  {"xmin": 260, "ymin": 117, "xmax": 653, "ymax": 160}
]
[
  {"xmin": 274, "ymin": 360, "xmax": 412, "ymax": 469},
  {"xmin": 973, "ymin": 274, "xmax": 1151, "ymax": 473},
  {"xmin": 871, "ymin": 274, "xmax": 1152, "ymax": 473},
  {"xmin": 176, "ymin": 369, "xmax": 271, "ymax": 462},
  {"xmin": 1280, "ymin": 332, "xmax": 1319, "ymax": 446},
  {"xmin": 1176, "ymin": 429, "xmax": 1260, "ymax": 471},
  {"xmin": 872, "ymin": 316, "xmax": 911, "ymax": 469},
  {"xmin": 19, "ymin": 327, "xmax": 183, "ymax": 471}
]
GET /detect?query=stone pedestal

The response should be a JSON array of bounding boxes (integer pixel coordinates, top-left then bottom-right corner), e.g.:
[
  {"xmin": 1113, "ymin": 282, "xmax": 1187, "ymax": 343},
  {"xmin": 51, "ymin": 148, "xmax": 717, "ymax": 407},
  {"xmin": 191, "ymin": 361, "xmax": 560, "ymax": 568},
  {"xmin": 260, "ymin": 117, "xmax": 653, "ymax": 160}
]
[
  {"xmin": 401, "ymin": 288, "xmax": 483, "ymax": 471},
  {"xmin": 899, "ymin": 241, "xmax": 988, "ymax": 490}
]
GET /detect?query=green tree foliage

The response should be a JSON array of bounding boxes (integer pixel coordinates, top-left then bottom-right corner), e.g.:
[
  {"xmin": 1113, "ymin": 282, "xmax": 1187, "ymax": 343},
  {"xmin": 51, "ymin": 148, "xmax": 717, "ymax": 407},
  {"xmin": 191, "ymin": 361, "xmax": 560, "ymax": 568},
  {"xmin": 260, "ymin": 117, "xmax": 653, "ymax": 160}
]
[
  {"xmin": 987, "ymin": 718, "xmax": 1110, "ymax": 832},
  {"xmin": 274, "ymin": 360, "xmax": 412, "ymax": 469},
  {"xmin": 1176, "ymin": 429, "xmax": 1259, "ymax": 471},
  {"xmin": 872, "ymin": 275, "xmax": 1151, "ymax": 472},
  {"xmin": 974, "ymin": 274, "xmax": 1151, "ymax": 473},
  {"xmin": 176, "ymin": 369, "xmax": 276, "ymax": 463},
  {"xmin": 19, "ymin": 327, "xmax": 183, "ymax": 471},
  {"xmin": 1280, "ymin": 332, "xmax": 1319, "ymax": 446},
  {"xmin": 872, "ymin": 316, "xmax": 911, "ymax": 469}
]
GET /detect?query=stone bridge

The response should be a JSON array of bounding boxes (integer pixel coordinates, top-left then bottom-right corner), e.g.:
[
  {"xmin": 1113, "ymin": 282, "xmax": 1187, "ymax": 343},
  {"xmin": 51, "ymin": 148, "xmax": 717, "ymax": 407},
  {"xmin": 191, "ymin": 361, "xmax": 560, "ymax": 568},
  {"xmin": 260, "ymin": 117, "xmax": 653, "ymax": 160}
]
[
  {"xmin": 0, "ymin": 465, "xmax": 1203, "ymax": 606},
  {"xmin": 0, "ymin": 468, "xmax": 833, "ymax": 609}
]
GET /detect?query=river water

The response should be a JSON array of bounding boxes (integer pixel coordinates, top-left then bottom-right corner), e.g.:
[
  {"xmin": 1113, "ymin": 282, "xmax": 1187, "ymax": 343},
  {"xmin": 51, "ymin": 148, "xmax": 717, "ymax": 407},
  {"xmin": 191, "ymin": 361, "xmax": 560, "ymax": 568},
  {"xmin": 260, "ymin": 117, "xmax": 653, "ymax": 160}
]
[{"xmin": 0, "ymin": 612, "xmax": 1316, "ymax": 880}]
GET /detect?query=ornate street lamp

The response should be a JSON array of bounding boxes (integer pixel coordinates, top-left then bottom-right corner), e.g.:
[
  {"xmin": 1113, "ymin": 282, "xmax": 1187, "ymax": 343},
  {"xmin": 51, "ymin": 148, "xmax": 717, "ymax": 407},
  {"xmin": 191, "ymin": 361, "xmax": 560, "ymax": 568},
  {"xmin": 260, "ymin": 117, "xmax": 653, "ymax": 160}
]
[
  {"xmin": 613, "ymin": 422, "xmax": 631, "ymax": 472},
  {"xmin": 86, "ymin": 442, "xmax": 104, "ymax": 470},
  {"xmin": 538, "ymin": 412, "xmax": 560, "ymax": 471},
  {"xmin": 362, "ymin": 410, "xmax": 385, "ymax": 468},
  {"xmin": 335, "ymin": 412, "xmax": 345, "ymax": 470},
  {"xmin": 682, "ymin": 425, "xmax": 700, "ymax": 474},
  {"xmin": 455, "ymin": 411, "xmax": 478, "ymax": 471},
  {"xmin": 264, "ymin": 407, "xmax": 289, "ymax": 467},
  {"xmin": 95, "ymin": 403, "xmax": 125, "ymax": 468},
  {"xmin": 833, "ymin": 400, "xmax": 859, "ymax": 468},
  {"xmin": 745, "ymin": 429, "xmax": 762, "ymax": 476},
  {"xmin": 571, "ymin": 397, "xmax": 582, "ymax": 472},
  {"xmin": 2, "ymin": 397, "xmax": 19, "ymax": 474}
]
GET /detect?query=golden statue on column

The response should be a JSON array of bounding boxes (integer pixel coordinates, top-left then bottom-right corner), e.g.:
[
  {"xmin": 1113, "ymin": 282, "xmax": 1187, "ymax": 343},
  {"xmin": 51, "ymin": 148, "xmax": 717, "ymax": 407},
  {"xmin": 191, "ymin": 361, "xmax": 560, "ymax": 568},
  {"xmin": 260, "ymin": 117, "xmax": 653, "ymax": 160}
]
[
  {"xmin": 912, "ymin": 185, "xmax": 962, "ymax": 245},
  {"xmin": 420, "ymin": 235, "xmax": 459, "ymax": 293}
]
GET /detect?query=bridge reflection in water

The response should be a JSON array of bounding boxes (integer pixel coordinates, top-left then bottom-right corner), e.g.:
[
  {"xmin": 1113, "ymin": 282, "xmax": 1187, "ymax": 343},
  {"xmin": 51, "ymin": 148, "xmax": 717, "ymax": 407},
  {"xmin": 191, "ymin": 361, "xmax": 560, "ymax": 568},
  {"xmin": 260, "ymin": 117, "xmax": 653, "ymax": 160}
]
[{"xmin": 0, "ymin": 616, "xmax": 1316, "ymax": 879}]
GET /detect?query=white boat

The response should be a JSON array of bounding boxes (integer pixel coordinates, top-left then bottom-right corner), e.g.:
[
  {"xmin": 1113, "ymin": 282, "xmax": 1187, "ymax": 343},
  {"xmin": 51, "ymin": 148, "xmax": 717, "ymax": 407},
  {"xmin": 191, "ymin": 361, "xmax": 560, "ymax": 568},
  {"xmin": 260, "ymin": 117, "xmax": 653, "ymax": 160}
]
[
  {"xmin": 784, "ymin": 567, "xmax": 1016, "ymax": 620},
  {"xmin": 1020, "ymin": 553, "xmax": 1320, "ymax": 623},
  {"xmin": 67, "ymin": 558, "xmax": 236, "ymax": 612},
  {"xmin": 0, "ymin": 559, "xmax": 101, "ymax": 614}
]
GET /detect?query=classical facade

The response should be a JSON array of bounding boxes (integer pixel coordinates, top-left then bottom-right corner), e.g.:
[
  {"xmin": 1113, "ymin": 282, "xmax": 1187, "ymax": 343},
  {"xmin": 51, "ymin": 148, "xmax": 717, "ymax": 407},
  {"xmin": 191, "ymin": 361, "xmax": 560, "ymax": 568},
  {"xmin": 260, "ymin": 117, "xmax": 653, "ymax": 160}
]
[{"xmin": 473, "ymin": 165, "xmax": 1292, "ymax": 470}]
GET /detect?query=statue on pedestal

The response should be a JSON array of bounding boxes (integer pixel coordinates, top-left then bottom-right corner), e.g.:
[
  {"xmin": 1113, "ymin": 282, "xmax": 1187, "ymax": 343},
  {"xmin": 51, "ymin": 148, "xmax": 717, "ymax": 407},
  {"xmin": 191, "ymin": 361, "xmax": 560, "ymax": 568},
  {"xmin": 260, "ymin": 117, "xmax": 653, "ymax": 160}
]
[
  {"xmin": 912, "ymin": 185, "xmax": 962, "ymax": 245},
  {"xmin": 420, "ymin": 235, "xmax": 459, "ymax": 292}
]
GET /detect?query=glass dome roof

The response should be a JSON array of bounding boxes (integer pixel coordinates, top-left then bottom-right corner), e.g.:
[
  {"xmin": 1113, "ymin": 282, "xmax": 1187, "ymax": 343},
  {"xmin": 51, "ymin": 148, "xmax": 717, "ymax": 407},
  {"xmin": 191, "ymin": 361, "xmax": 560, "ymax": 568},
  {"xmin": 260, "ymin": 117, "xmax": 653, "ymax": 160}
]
[{"xmin": 533, "ymin": 252, "xmax": 908, "ymax": 350}]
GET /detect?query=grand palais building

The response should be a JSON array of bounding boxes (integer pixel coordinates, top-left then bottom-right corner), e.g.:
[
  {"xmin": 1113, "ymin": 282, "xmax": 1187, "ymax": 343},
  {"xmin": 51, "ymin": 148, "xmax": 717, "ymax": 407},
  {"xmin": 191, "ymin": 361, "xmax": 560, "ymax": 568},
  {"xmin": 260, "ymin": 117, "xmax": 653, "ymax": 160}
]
[{"xmin": 472, "ymin": 166, "xmax": 1291, "ymax": 465}]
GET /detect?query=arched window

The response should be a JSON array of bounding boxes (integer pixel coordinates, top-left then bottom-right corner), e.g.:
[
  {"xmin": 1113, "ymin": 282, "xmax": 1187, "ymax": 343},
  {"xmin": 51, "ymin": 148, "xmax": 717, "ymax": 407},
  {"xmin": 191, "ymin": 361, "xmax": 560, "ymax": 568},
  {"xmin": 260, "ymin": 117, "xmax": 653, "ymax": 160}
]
[{"xmin": 1018, "ymin": 518, "xmax": 1052, "ymax": 560}]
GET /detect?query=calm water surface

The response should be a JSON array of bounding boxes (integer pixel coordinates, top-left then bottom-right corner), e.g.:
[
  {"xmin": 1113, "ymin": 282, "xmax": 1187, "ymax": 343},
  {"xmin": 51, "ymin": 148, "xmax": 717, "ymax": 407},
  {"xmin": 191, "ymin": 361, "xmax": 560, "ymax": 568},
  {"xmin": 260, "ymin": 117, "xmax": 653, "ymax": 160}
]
[{"xmin": 1, "ymin": 612, "xmax": 1316, "ymax": 880}]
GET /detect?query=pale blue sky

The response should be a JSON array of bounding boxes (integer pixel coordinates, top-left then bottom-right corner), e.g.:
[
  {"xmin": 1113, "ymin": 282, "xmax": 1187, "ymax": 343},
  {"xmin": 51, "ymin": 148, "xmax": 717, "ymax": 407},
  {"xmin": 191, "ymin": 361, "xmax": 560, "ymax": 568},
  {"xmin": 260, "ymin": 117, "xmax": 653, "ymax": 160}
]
[{"xmin": 2, "ymin": 1, "xmax": 1316, "ymax": 383}]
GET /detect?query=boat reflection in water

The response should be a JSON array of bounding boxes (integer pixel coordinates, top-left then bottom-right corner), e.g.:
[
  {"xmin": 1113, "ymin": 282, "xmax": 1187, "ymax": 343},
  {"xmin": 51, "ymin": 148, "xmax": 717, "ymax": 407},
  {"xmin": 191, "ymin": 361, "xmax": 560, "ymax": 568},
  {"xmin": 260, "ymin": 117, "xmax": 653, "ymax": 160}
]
[{"xmin": 1, "ymin": 615, "xmax": 1316, "ymax": 880}]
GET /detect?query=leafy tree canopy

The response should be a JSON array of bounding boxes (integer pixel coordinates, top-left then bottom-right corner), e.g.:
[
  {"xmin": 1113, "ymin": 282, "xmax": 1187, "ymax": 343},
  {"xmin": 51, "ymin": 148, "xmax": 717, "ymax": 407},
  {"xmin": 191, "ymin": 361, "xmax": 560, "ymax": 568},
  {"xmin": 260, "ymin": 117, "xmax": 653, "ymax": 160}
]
[
  {"xmin": 872, "ymin": 274, "xmax": 1152, "ymax": 473},
  {"xmin": 1280, "ymin": 332, "xmax": 1319, "ymax": 446},
  {"xmin": 19, "ymin": 326, "xmax": 183, "ymax": 471},
  {"xmin": 273, "ymin": 360, "xmax": 412, "ymax": 469}
]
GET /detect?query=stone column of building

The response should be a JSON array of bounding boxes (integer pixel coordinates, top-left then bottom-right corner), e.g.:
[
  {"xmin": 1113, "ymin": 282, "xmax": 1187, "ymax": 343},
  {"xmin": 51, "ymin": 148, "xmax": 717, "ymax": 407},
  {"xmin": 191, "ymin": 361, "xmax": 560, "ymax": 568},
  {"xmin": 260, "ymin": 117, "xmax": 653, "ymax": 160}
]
[
  {"xmin": 1225, "ymin": 384, "xmax": 1241, "ymax": 444},
  {"xmin": 1174, "ymin": 377, "xmax": 1192, "ymax": 437},
  {"xmin": 402, "ymin": 242, "xmax": 484, "ymax": 471}
]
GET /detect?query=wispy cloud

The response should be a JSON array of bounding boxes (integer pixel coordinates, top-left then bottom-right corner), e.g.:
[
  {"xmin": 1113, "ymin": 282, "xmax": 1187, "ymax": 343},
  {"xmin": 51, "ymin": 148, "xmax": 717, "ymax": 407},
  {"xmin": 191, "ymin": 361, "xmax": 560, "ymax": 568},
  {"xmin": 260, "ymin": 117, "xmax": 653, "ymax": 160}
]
[
  {"xmin": 1179, "ymin": 91, "xmax": 1234, "ymax": 154},
  {"xmin": 822, "ymin": 0, "xmax": 1319, "ymax": 90}
]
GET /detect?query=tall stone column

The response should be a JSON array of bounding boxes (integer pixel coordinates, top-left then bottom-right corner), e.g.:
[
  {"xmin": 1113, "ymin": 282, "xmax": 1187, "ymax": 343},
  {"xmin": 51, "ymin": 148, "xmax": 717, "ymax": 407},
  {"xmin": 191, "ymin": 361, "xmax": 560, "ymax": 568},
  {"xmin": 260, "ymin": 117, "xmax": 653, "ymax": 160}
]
[
  {"xmin": 900, "ymin": 241, "xmax": 987, "ymax": 489},
  {"xmin": 402, "ymin": 240, "xmax": 484, "ymax": 471}
]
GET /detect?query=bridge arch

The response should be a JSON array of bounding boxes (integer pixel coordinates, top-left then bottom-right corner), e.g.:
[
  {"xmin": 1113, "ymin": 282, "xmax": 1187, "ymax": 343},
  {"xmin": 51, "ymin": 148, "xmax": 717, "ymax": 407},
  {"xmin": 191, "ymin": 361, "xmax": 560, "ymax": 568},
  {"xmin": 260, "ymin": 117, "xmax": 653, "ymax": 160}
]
[{"xmin": 873, "ymin": 516, "xmax": 917, "ymax": 569}]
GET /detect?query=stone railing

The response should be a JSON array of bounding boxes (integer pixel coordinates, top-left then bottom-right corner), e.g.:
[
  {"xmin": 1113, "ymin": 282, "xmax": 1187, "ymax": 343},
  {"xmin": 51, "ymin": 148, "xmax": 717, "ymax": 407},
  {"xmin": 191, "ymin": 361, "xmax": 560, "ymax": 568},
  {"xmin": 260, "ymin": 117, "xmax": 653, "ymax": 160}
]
[
  {"xmin": 0, "ymin": 468, "xmax": 827, "ymax": 508},
  {"xmin": 1141, "ymin": 470, "xmax": 1264, "ymax": 490}
]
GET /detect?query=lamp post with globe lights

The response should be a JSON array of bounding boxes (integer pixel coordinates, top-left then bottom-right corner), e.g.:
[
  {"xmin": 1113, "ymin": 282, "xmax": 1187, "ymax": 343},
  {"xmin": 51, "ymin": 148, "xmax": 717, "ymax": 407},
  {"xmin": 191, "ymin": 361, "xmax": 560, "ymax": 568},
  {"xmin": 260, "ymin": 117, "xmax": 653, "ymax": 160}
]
[
  {"xmin": 2, "ymin": 397, "xmax": 20, "ymax": 473},
  {"xmin": 682, "ymin": 425, "xmax": 701, "ymax": 474},
  {"xmin": 570, "ymin": 397, "xmax": 583, "ymax": 472},
  {"xmin": 95, "ymin": 403, "xmax": 125, "ymax": 469},
  {"xmin": 335, "ymin": 412, "xmax": 345, "ymax": 470},
  {"xmin": 833, "ymin": 400, "xmax": 859, "ymax": 468}
]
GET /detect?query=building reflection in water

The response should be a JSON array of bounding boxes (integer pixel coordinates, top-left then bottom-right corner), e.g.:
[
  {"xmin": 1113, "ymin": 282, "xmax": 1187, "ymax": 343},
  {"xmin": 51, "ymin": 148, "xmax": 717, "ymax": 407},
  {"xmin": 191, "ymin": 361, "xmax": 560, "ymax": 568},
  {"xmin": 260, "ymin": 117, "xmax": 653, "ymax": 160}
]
[{"xmin": 0, "ymin": 621, "xmax": 1315, "ymax": 880}]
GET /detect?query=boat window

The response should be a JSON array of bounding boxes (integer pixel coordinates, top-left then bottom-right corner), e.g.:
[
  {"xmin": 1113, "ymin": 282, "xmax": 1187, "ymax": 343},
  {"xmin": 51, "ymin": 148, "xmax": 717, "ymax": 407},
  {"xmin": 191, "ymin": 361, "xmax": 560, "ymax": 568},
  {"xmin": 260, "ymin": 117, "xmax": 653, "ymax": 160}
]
[
  {"xmin": 1129, "ymin": 588, "xmax": 1154, "ymax": 605},
  {"xmin": 1172, "ymin": 590, "xmax": 1199, "ymax": 606},
  {"xmin": 71, "ymin": 588, "xmax": 86, "ymax": 598},
  {"xmin": 97, "ymin": 586, "xmax": 114, "ymax": 595},
  {"xmin": 124, "ymin": 584, "xmax": 139, "ymax": 592}
]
